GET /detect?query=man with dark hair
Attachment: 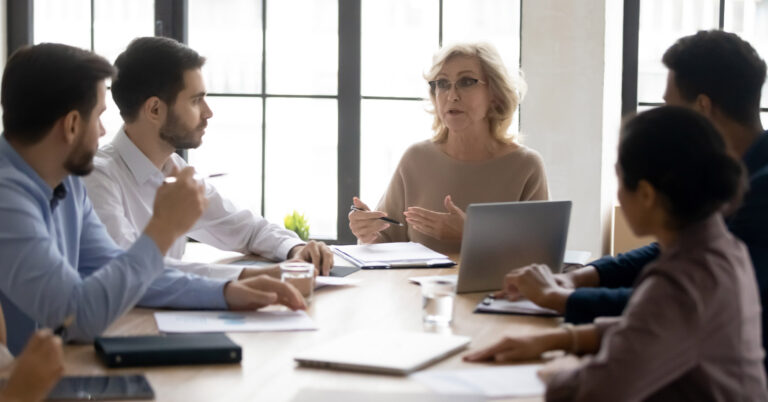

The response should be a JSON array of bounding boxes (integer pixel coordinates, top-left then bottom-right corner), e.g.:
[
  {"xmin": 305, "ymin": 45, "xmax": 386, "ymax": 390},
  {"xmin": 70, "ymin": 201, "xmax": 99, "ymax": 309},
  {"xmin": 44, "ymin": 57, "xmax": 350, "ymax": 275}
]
[
  {"xmin": 84, "ymin": 37, "xmax": 334, "ymax": 281},
  {"xmin": 498, "ymin": 30, "xmax": 768, "ymax": 369},
  {"xmin": 0, "ymin": 43, "xmax": 306, "ymax": 354}
]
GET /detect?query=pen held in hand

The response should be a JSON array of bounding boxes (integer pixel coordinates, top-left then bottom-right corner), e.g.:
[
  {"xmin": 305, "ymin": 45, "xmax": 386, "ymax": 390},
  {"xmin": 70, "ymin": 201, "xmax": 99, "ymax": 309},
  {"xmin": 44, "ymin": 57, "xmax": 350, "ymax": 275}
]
[
  {"xmin": 163, "ymin": 172, "xmax": 227, "ymax": 184},
  {"xmin": 349, "ymin": 205, "xmax": 403, "ymax": 226},
  {"xmin": 53, "ymin": 314, "xmax": 75, "ymax": 337}
]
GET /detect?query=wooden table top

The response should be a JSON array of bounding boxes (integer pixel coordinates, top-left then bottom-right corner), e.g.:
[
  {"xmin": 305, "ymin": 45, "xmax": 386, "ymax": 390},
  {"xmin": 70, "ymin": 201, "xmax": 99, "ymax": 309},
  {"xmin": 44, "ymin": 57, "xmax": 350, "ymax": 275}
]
[{"xmin": 62, "ymin": 248, "xmax": 557, "ymax": 401}]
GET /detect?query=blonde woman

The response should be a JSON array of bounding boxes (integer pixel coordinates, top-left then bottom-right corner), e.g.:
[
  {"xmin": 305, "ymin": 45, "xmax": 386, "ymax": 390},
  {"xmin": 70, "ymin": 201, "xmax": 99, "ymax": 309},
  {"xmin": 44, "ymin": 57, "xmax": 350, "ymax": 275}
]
[{"xmin": 349, "ymin": 42, "xmax": 548, "ymax": 253}]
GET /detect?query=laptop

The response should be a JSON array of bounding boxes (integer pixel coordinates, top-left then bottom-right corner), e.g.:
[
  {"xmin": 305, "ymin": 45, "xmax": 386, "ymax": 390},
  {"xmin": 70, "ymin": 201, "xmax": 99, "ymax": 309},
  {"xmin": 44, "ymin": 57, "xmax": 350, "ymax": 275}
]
[
  {"xmin": 456, "ymin": 201, "xmax": 571, "ymax": 294},
  {"xmin": 294, "ymin": 330, "xmax": 470, "ymax": 375}
]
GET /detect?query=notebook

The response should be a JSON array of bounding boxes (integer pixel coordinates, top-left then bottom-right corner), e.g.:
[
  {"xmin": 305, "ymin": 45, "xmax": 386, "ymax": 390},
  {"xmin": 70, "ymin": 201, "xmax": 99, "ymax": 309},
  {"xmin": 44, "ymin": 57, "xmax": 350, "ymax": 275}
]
[
  {"xmin": 332, "ymin": 242, "xmax": 456, "ymax": 269},
  {"xmin": 94, "ymin": 333, "xmax": 241, "ymax": 368},
  {"xmin": 294, "ymin": 330, "xmax": 470, "ymax": 375}
]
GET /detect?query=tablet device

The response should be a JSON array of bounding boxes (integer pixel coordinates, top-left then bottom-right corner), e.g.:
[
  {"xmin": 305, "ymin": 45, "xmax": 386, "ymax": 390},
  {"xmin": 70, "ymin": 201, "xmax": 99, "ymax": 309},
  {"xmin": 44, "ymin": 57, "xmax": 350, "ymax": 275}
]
[
  {"xmin": 15, "ymin": 375, "xmax": 155, "ymax": 400},
  {"xmin": 457, "ymin": 201, "xmax": 571, "ymax": 293}
]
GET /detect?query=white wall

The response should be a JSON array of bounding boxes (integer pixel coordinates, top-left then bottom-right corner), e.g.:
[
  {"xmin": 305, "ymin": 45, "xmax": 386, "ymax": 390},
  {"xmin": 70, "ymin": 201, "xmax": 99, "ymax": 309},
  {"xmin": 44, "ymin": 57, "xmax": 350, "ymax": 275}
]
[{"xmin": 520, "ymin": 0, "xmax": 623, "ymax": 258}]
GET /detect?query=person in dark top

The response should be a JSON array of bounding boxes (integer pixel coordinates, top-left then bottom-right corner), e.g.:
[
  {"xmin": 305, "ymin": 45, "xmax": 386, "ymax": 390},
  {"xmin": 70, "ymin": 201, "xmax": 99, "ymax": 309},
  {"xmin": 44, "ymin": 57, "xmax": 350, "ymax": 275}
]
[{"xmin": 495, "ymin": 30, "xmax": 768, "ymax": 371}]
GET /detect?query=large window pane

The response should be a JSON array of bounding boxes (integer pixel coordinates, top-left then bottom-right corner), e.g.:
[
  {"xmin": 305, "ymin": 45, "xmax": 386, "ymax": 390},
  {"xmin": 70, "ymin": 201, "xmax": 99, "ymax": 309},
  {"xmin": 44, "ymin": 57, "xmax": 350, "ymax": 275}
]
[
  {"xmin": 361, "ymin": 0, "xmax": 438, "ymax": 98},
  {"xmin": 762, "ymin": 112, "xmax": 768, "ymax": 128},
  {"xmin": 93, "ymin": 0, "xmax": 154, "ymax": 64},
  {"xmin": 266, "ymin": 0, "xmax": 337, "ymax": 95},
  {"xmin": 34, "ymin": 0, "xmax": 90, "ymax": 49},
  {"xmin": 187, "ymin": 97, "xmax": 263, "ymax": 214},
  {"xmin": 442, "ymin": 0, "xmax": 521, "ymax": 71},
  {"xmin": 264, "ymin": 99, "xmax": 337, "ymax": 239},
  {"xmin": 188, "ymin": 0, "xmax": 262, "ymax": 94},
  {"xmin": 724, "ymin": 0, "xmax": 768, "ymax": 108},
  {"xmin": 637, "ymin": 0, "xmax": 719, "ymax": 103},
  {"xmin": 360, "ymin": 99, "xmax": 434, "ymax": 207}
]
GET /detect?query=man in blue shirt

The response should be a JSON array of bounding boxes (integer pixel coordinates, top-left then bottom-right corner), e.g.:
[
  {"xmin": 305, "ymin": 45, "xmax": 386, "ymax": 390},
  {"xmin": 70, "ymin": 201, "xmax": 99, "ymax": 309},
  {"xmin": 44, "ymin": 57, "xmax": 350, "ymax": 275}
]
[
  {"xmin": 497, "ymin": 30, "xmax": 768, "ymax": 369},
  {"xmin": 0, "ymin": 44, "xmax": 305, "ymax": 354}
]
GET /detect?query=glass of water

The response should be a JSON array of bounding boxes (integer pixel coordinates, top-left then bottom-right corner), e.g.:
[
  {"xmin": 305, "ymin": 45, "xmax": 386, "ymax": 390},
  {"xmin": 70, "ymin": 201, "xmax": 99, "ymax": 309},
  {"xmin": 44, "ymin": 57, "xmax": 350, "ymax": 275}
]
[
  {"xmin": 280, "ymin": 261, "xmax": 315, "ymax": 305},
  {"xmin": 421, "ymin": 279, "xmax": 456, "ymax": 326}
]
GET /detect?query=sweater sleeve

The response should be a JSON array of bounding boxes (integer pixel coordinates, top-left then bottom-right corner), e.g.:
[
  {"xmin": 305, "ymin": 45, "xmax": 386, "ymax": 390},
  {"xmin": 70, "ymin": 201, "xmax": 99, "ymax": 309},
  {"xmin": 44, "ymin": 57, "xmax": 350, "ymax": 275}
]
[{"xmin": 520, "ymin": 148, "xmax": 549, "ymax": 201}]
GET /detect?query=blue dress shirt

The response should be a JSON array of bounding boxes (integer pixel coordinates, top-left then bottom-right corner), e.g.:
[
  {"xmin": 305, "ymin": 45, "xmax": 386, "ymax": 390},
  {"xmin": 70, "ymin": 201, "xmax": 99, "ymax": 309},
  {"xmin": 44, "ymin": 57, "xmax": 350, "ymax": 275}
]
[{"xmin": 0, "ymin": 136, "xmax": 228, "ymax": 354}]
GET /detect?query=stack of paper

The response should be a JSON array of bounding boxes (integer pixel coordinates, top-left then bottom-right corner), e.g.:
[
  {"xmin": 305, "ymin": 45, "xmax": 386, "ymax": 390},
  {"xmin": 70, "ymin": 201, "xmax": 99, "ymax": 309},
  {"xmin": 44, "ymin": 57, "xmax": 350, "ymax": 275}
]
[
  {"xmin": 475, "ymin": 298, "xmax": 559, "ymax": 316},
  {"xmin": 332, "ymin": 242, "xmax": 455, "ymax": 269},
  {"xmin": 154, "ymin": 310, "xmax": 317, "ymax": 333}
]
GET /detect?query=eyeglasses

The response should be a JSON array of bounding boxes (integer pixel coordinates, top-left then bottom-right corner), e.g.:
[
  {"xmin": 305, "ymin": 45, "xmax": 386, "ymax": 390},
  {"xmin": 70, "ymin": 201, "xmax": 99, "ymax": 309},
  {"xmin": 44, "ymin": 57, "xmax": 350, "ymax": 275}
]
[{"xmin": 428, "ymin": 77, "xmax": 486, "ymax": 94}]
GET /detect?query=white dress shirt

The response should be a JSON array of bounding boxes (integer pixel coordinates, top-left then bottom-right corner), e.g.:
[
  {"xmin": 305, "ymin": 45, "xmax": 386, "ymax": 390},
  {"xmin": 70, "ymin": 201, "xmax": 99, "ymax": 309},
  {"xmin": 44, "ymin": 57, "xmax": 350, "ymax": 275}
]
[{"xmin": 83, "ymin": 128, "xmax": 305, "ymax": 279}]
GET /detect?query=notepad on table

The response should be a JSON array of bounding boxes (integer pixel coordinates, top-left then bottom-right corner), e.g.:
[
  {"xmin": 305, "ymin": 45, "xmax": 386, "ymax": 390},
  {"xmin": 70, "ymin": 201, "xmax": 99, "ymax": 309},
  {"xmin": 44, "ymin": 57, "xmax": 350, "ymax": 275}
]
[
  {"xmin": 332, "ymin": 242, "xmax": 456, "ymax": 269},
  {"xmin": 474, "ymin": 297, "xmax": 559, "ymax": 316},
  {"xmin": 154, "ymin": 310, "xmax": 317, "ymax": 333},
  {"xmin": 412, "ymin": 364, "xmax": 545, "ymax": 398}
]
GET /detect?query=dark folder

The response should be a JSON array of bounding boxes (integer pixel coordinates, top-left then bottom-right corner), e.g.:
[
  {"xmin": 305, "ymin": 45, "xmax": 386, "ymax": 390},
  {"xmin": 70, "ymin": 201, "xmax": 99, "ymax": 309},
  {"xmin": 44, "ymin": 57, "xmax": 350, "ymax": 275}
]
[{"xmin": 94, "ymin": 333, "xmax": 242, "ymax": 368}]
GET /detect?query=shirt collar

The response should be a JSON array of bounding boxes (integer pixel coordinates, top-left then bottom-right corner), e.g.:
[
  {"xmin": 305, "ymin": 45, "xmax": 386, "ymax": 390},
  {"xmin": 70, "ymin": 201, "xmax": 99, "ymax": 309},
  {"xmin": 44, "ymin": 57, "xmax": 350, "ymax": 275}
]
[
  {"xmin": 112, "ymin": 127, "xmax": 168, "ymax": 185},
  {"xmin": 0, "ymin": 135, "xmax": 57, "ymax": 202},
  {"xmin": 742, "ymin": 130, "xmax": 768, "ymax": 176}
]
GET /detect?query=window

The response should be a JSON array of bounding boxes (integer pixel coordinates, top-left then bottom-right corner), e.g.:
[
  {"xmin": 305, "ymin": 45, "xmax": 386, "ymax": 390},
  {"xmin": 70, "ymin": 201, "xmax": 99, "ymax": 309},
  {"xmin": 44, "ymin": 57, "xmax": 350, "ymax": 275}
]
[
  {"xmin": 629, "ymin": 0, "xmax": 768, "ymax": 116},
  {"xmin": 33, "ymin": 0, "xmax": 155, "ymax": 145},
  {"xmin": 20, "ymin": 0, "xmax": 522, "ymax": 243}
]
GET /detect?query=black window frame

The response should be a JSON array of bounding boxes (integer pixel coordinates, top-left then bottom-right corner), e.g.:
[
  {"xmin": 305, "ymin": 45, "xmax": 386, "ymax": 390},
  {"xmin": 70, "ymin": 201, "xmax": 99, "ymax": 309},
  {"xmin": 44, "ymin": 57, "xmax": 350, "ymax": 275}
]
[{"xmin": 7, "ymin": 0, "xmax": 522, "ymax": 245}]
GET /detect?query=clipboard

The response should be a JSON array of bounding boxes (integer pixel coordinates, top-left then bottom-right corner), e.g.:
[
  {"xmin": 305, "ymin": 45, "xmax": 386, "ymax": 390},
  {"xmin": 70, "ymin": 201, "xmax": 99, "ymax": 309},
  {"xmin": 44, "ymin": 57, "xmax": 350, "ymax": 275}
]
[{"xmin": 331, "ymin": 242, "xmax": 456, "ymax": 269}]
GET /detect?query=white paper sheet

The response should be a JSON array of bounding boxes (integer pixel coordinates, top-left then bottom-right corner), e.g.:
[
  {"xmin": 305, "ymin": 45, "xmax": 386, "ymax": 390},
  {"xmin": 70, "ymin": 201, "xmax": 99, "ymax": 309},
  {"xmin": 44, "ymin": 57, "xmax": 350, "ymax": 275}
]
[
  {"xmin": 333, "ymin": 242, "xmax": 453, "ymax": 267},
  {"xmin": 564, "ymin": 250, "xmax": 592, "ymax": 265},
  {"xmin": 412, "ymin": 364, "xmax": 545, "ymax": 398},
  {"xmin": 475, "ymin": 298, "xmax": 559, "ymax": 316},
  {"xmin": 314, "ymin": 276, "xmax": 362, "ymax": 289},
  {"xmin": 154, "ymin": 310, "xmax": 317, "ymax": 333}
]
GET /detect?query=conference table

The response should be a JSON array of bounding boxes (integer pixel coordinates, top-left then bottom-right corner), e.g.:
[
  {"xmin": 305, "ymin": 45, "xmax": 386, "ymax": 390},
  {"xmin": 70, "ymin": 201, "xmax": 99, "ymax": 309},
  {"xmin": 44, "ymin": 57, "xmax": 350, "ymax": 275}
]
[{"xmin": 61, "ymin": 244, "xmax": 559, "ymax": 401}]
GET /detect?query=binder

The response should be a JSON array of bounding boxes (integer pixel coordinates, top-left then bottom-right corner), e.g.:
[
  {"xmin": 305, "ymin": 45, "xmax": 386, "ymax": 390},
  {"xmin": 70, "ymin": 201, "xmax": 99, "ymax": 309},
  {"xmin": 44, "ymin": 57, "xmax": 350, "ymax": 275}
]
[
  {"xmin": 332, "ymin": 242, "xmax": 456, "ymax": 269},
  {"xmin": 94, "ymin": 333, "xmax": 241, "ymax": 368}
]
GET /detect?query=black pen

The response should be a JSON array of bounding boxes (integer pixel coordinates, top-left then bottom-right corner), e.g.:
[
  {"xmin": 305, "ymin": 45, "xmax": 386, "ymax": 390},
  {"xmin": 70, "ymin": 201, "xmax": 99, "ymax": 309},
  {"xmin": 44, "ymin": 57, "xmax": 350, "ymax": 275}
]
[
  {"xmin": 349, "ymin": 205, "xmax": 403, "ymax": 226},
  {"xmin": 53, "ymin": 314, "xmax": 75, "ymax": 337}
]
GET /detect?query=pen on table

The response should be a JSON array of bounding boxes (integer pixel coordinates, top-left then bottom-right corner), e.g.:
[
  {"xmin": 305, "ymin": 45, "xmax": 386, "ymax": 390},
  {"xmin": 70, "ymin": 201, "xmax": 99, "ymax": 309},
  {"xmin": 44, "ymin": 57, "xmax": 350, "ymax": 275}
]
[
  {"xmin": 349, "ymin": 205, "xmax": 403, "ymax": 226},
  {"xmin": 163, "ymin": 172, "xmax": 227, "ymax": 184},
  {"xmin": 53, "ymin": 314, "xmax": 75, "ymax": 337}
]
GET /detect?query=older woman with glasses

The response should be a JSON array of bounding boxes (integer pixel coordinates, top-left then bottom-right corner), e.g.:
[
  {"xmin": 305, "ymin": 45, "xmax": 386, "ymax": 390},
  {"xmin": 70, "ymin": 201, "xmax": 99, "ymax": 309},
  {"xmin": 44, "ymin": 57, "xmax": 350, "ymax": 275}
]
[{"xmin": 349, "ymin": 42, "xmax": 549, "ymax": 254}]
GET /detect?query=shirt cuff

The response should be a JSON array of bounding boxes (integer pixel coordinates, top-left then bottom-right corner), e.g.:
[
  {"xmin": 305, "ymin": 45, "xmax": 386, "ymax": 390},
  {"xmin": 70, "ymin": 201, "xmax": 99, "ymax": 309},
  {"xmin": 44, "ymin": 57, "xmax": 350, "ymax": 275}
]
[
  {"xmin": 276, "ymin": 237, "xmax": 306, "ymax": 260},
  {"xmin": 197, "ymin": 277, "xmax": 229, "ymax": 310},
  {"xmin": 132, "ymin": 234, "xmax": 164, "ymax": 274}
]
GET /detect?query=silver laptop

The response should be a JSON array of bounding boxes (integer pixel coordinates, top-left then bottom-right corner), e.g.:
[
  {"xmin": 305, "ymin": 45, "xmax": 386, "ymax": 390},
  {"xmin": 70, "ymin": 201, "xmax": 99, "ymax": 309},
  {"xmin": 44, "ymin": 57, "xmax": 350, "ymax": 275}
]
[
  {"xmin": 456, "ymin": 201, "xmax": 571, "ymax": 294},
  {"xmin": 294, "ymin": 330, "xmax": 470, "ymax": 375}
]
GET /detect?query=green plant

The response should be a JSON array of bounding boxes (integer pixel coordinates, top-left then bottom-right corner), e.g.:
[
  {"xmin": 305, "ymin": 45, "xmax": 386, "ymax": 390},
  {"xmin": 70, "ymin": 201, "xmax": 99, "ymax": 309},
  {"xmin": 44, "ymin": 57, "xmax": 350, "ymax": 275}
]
[{"xmin": 284, "ymin": 210, "xmax": 310, "ymax": 241}]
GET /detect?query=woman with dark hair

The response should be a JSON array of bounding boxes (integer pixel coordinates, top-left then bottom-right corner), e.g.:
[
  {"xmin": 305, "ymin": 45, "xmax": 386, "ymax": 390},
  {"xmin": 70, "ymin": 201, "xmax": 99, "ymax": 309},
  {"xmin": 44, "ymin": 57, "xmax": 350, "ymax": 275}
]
[{"xmin": 464, "ymin": 106, "xmax": 768, "ymax": 401}]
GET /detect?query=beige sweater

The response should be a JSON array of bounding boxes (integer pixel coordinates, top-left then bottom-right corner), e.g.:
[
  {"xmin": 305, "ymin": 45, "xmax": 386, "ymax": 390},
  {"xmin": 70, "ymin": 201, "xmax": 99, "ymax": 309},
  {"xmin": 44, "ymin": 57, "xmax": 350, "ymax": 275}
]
[{"xmin": 375, "ymin": 140, "xmax": 549, "ymax": 254}]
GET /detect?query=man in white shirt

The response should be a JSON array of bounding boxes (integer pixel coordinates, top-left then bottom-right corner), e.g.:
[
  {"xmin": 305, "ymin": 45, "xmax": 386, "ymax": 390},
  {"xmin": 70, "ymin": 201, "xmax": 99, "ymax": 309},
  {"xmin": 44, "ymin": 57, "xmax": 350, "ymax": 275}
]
[{"xmin": 83, "ymin": 37, "xmax": 334, "ymax": 279}]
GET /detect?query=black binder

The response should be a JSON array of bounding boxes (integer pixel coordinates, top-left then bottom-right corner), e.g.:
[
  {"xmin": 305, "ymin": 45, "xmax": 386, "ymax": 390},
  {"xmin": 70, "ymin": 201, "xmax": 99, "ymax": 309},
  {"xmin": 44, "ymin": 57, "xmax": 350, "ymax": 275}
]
[{"xmin": 94, "ymin": 333, "xmax": 242, "ymax": 368}]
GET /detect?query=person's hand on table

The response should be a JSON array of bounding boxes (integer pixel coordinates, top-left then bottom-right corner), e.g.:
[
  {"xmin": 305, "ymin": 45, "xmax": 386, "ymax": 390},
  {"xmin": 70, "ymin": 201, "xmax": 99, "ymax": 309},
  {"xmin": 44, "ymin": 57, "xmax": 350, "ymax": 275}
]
[
  {"xmin": 348, "ymin": 197, "xmax": 390, "ymax": 244},
  {"xmin": 403, "ymin": 195, "xmax": 465, "ymax": 241},
  {"xmin": 0, "ymin": 329, "xmax": 64, "ymax": 402},
  {"xmin": 494, "ymin": 264, "xmax": 572, "ymax": 313},
  {"xmin": 463, "ymin": 329, "xmax": 566, "ymax": 363},
  {"xmin": 224, "ymin": 275, "xmax": 306, "ymax": 311},
  {"xmin": 288, "ymin": 240, "xmax": 334, "ymax": 276}
]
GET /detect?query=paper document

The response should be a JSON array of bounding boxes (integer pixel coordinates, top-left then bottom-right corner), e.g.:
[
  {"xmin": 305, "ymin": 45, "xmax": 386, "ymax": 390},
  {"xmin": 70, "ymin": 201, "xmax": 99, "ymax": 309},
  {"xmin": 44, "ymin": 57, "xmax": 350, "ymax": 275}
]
[
  {"xmin": 412, "ymin": 364, "xmax": 545, "ymax": 398},
  {"xmin": 155, "ymin": 310, "xmax": 317, "ymax": 333},
  {"xmin": 408, "ymin": 274, "xmax": 458, "ymax": 285},
  {"xmin": 332, "ymin": 242, "xmax": 455, "ymax": 269},
  {"xmin": 564, "ymin": 250, "xmax": 592, "ymax": 265},
  {"xmin": 475, "ymin": 297, "xmax": 559, "ymax": 316},
  {"xmin": 315, "ymin": 276, "xmax": 361, "ymax": 289}
]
